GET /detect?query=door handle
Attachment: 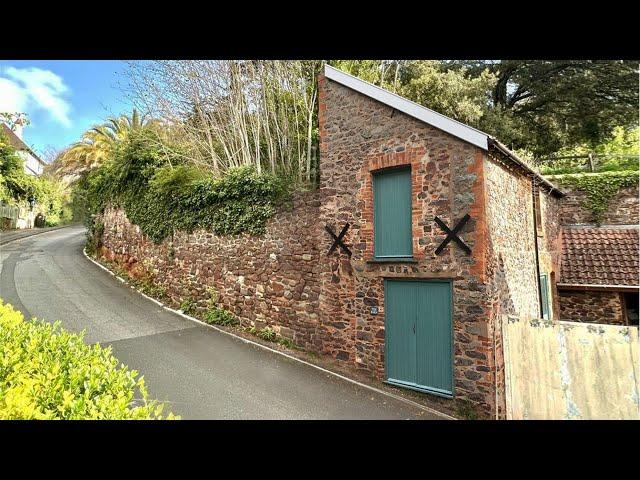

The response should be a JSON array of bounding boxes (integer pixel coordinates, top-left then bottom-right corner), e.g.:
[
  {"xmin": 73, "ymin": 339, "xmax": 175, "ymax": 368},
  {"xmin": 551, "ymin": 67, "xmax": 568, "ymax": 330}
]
[{"xmin": 413, "ymin": 324, "xmax": 416, "ymax": 334}]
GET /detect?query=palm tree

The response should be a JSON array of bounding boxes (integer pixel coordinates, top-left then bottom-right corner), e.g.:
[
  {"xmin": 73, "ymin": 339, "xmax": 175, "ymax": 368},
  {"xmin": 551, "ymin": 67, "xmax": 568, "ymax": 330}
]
[{"xmin": 58, "ymin": 109, "xmax": 156, "ymax": 174}]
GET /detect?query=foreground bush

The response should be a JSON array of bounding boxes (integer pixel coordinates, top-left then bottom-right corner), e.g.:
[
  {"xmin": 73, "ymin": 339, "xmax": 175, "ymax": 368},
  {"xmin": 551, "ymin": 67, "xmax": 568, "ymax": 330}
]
[{"xmin": 0, "ymin": 299, "xmax": 176, "ymax": 420}]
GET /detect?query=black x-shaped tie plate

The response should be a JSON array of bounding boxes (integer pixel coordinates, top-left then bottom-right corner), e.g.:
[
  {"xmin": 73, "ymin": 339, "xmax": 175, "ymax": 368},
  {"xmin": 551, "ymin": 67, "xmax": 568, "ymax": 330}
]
[
  {"xmin": 434, "ymin": 214, "xmax": 471, "ymax": 255},
  {"xmin": 325, "ymin": 223, "xmax": 352, "ymax": 256}
]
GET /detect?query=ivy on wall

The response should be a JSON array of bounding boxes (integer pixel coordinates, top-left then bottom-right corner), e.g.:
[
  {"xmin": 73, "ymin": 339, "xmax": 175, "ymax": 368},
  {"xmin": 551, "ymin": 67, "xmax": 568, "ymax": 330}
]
[
  {"xmin": 549, "ymin": 170, "xmax": 639, "ymax": 224},
  {"xmin": 82, "ymin": 130, "xmax": 290, "ymax": 243}
]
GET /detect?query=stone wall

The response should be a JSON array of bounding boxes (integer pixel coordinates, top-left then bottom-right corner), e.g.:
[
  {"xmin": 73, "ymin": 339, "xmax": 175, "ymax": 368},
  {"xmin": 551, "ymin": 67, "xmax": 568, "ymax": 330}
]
[
  {"xmin": 317, "ymin": 75, "xmax": 496, "ymax": 415},
  {"xmin": 558, "ymin": 290, "xmax": 625, "ymax": 325},
  {"xmin": 484, "ymin": 156, "xmax": 540, "ymax": 320},
  {"xmin": 552, "ymin": 181, "xmax": 637, "ymax": 325},
  {"xmin": 99, "ymin": 192, "xmax": 324, "ymax": 348},
  {"xmin": 482, "ymin": 156, "xmax": 563, "ymax": 418},
  {"xmin": 557, "ymin": 184, "xmax": 638, "ymax": 226}
]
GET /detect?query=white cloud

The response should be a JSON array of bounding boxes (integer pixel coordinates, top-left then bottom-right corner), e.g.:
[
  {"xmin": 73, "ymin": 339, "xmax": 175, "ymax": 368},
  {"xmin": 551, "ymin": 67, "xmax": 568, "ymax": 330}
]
[{"xmin": 0, "ymin": 66, "xmax": 72, "ymax": 127}]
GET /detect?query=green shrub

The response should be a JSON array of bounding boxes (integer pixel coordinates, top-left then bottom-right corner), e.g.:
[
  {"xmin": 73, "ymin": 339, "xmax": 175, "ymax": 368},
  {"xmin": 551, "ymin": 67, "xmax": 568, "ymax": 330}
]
[
  {"xmin": 139, "ymin": 281, "xmax": 167, "ymax": 300},
  {"xmin": 1, "ymin": 129, "xmax": 72, "ymax": 226},
  {"xmin": 0, "ymin": 299, "xmax": 176, "ymax": 420},
  {"xmin": 257, "ymin": 326, "xmax": 277, "ymax": 342},
  {"xmin": 179, "ymin": 298, "xmax": 196, "ymax": 315},
  {"xmin": 540, "ymin": 156, "xmax": 639, "ymax": 175},
  {"xmin": 83, "ymin": 130, "xmax": 291, "ymax": 243},
  {"xmin": 204, "ymin": 306, "xmax": 237, "ymax": 326},
  {"xmin": 277, "ymin": 337, "xmax": 297, "ymax": 349}
]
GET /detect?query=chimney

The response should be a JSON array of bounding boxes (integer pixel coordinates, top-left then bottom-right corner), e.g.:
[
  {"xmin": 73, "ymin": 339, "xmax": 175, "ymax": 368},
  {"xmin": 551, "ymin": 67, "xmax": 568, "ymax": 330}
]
[{"xmin": 13, "ymin": 122, "xmax": 23, "ymax": 139}]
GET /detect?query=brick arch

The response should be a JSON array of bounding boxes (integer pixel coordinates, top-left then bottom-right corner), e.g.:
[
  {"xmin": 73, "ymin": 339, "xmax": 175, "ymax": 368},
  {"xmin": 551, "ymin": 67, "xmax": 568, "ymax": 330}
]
[{"xmin": 358, "ymin": 147, "xmax": 427, "ymax": 262}]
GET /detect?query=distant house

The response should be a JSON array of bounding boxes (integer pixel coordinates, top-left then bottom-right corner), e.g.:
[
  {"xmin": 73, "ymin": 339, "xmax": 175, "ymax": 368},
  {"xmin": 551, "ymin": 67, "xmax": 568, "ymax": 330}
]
[{"xmin": 1, "ymin": 123, "xmax": 46, "ymax": 176}]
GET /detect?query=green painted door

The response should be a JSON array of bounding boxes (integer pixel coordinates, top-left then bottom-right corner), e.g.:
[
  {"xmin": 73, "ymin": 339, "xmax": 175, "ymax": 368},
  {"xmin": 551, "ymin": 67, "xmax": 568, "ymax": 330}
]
[
  {"xmin": 385, "ymin": 280, "xmax": 453, "ymax": 396},
  {"xmin": 373, "ymin": 168, "xmax": 413, "ymax": 258}
]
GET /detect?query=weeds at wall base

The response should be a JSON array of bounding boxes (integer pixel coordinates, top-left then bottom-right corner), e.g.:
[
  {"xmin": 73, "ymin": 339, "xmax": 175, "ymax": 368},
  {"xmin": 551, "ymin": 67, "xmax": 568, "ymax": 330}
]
[
  {"xmin": 90, "ymin": 250, "xmax": 304, "ymax": 354},
  {"xmin": 455, "ymin": 400, "xmax": 480, "ymax": 420}
]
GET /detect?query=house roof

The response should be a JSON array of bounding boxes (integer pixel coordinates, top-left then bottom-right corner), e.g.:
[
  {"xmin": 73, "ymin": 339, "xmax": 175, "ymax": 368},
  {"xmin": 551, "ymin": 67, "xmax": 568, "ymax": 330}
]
[
  {"xmin": 558, "ymin": 226, "xmax": 639, "ymax": 289},
  {"xmin": 1, "ymin": 123, "xmax": 46, "ymax": 166},
  {"xmin": 323, "ymin": 65, "xmax": 564, "ymax": 197}
]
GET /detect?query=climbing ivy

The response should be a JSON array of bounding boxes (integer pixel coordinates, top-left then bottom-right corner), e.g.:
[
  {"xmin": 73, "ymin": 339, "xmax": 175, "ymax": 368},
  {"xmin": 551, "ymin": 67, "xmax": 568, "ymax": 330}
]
[
  {"xmin": 549, "ymin": 170, "xmax": 639, "ymax": 225},
  {"xmin": 83, "ymin": 130, "xmax": 290, "ymax": 243}
]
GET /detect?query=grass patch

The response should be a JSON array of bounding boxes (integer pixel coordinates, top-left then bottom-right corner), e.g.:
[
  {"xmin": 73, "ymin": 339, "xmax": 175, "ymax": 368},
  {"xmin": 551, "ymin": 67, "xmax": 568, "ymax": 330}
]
[{"xmin": 179, "ymin": 298, "xmax": 196, "ymax": 316}]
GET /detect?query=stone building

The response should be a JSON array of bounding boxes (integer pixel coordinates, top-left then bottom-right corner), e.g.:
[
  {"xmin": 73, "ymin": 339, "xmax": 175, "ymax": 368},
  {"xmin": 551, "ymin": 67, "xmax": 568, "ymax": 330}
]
[
  {"xmin": 555, "ymin": 183, "xmax": 639, "ymax": 326},
  {"xmin": 97, "ymin": 65, "xmax": 638, "ymax": 418},
  {"xmin": 315, "ymin": 66, "xmax": 566, "ymax": 416}
]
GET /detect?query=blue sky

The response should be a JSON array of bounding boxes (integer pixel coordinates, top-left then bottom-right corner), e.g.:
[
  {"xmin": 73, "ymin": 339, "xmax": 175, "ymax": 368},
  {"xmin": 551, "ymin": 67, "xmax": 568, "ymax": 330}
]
[{"xmin": 0, "ymin": 60, "xmax": 133, "ymax": 159}]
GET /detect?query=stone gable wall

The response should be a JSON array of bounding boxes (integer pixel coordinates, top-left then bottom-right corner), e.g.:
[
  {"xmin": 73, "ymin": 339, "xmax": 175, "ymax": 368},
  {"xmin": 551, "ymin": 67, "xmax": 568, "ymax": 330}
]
[
  {"xmin": 558, "ymin": 184, "xmax": 638, "ymax": 226},
  {"xmin": 316, "ymin": 76, "xmax": 497, "ymax": 415}
]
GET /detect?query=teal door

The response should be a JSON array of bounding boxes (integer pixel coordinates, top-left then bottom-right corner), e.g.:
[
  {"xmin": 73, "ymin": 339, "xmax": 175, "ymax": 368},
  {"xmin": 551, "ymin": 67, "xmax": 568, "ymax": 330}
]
[{"xmin": 385, "ymin": 280, "xmax": 453, "ymax": 396}]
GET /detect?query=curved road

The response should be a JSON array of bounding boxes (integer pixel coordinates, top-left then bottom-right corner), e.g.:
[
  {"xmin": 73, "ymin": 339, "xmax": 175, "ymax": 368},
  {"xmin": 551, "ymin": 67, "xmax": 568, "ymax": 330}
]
[{"xmin": 0, "ymin": 226, "xmax": 443, "ymax": 419}]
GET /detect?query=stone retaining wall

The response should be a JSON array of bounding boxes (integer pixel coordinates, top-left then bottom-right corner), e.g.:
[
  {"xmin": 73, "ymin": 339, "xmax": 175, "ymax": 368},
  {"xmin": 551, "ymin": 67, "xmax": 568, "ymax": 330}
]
[
  {"xmin": 558, "ymin": 184, "xmax": 638, "ymax": 226},
  {"xmin": 99, "ymin": 192, "xmax": 324, "ymax": 348}
]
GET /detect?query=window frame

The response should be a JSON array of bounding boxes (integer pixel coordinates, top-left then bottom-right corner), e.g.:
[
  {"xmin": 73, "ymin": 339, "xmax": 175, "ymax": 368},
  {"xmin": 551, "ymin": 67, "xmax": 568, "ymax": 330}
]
[{"xmin": 539, "ymin": 273, "xmax": 551, "ymax": 320}]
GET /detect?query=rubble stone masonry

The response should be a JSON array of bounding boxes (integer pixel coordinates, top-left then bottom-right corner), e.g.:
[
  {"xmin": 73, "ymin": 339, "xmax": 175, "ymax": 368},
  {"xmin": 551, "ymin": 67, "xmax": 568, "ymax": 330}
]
[
  {"xmin": 558, "ymin": 290, "xmax": 625, "ymax": 325},
  {"xmin": 97, "ymin": 75, "xmax": 568, "ymax": 419},
  {"xmin": 316, "ymin": 76, "xmax": 498, "ymax": 415},
  {"xmin": 99, "ymin": 192, "xmax": 325, "ymax": 348},
  {"xmin": 558, "ymin": 185, "xmax": 638, "ymax": 226}
]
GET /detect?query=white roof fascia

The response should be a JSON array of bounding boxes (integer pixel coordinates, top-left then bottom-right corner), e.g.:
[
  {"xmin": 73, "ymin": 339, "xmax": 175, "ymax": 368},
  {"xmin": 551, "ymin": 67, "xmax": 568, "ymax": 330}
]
[{"xmin": 324, "ymin": 64, "xmax": 489, "ymax": 151}]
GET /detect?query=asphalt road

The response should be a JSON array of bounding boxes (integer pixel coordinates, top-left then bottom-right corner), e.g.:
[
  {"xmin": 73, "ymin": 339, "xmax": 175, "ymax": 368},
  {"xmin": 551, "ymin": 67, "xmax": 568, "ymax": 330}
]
[{"xmin": 0, "ymin": 226, "xmax": 444, "ymax": 419}]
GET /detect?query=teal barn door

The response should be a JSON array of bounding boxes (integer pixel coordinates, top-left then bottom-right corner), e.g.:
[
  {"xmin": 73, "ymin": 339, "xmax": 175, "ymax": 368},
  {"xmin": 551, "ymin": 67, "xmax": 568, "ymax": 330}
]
[{"xmin": 385, "ymin": 280, "xmax": 453, "ymax": 396}]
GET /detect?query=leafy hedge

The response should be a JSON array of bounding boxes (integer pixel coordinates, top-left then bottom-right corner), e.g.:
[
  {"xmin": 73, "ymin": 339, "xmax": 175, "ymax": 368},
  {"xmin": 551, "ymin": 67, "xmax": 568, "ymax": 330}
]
[
  {"xmin": 0, "ymin": 299, "xmax": 176, "ymax": 419},
  {"xmin": 549, "ymin": 170, "xmax": 639, "ymax": 224},
  {"xmin": 84, "ymin": 130, "xmax": 290, "ymax": 243}
]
